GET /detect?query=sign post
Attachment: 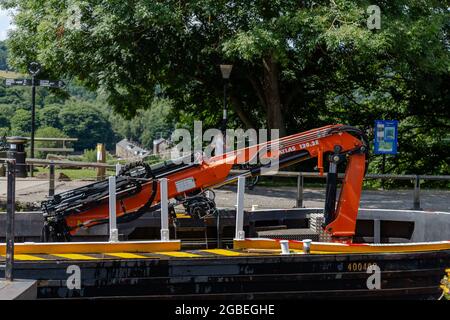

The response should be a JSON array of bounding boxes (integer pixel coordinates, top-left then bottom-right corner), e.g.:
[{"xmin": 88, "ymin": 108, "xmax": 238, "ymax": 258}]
[
  {"xmin": 28, "ymin": 62, "xmax": 41, "ymax": 177},
  {"xmin": 374, "ymin": 120, "xmax": 398, "ymax": 189},
  {"xmin": 4, "ymin": 63, "xmax": 66, "ymax": 176}
]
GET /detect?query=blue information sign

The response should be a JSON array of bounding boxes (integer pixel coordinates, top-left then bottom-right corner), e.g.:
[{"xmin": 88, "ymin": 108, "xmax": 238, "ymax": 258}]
[{"xmin": 374, "ymin": 120, "xmax": 398, "ymax": 155}]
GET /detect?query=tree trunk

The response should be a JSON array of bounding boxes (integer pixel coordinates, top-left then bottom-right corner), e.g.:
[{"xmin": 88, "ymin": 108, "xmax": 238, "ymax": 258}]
[
  {"xmin": 230, "ymin": 95, "xmax": 256, "ymax": 129},
  {"xmin": 262, "ymin": 55, "xmax": 286, "ymax": 136}
]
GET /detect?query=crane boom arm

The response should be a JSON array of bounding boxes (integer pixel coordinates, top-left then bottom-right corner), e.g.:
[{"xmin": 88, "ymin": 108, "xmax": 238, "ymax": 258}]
[{"xmin": 41, "ymin": 124, "xmax": 368, "ymax": 242}]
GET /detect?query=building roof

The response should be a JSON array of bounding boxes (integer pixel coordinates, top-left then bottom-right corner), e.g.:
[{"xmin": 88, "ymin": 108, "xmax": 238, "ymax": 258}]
[{"xmin": 116, "ymin": 139, "xmax": 149, "ymax": 155}]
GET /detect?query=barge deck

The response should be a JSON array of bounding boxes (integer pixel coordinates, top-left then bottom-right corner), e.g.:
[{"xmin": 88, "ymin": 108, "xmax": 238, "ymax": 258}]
[{"xmin": 1, "ymin": 240, "xmax": 449, "ymax": 299}]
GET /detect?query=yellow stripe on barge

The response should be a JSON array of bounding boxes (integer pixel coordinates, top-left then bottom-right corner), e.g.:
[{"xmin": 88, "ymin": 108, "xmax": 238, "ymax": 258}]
[
  {"xmin": 0, "ymin": 240, "xmax": 180, "ymax": 255},
  {"xmin": 234, "ymin": 238, "xmax": 450, "ymax": 253},
  {"xmin": 1, "ymin": 239, "xmax": 449, "ymax": 262}
]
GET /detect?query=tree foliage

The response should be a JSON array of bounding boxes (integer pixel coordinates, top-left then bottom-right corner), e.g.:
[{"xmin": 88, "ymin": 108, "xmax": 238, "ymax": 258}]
[
  {"xmin": 110, "ymin": 98, "xmax": 175, "ymax": 149},
  {"xmin": 0, "ymin": 72, "xmax": 174, "ymax": 154},
  {"xmin": 58, "ymin": 100, "xmax": 115, "ymax": 150},
  {"xmin": 10, "ymin": 108, "xmax": 31, "ymax": 135},
  {"xmin": 37, "ymin": 104, "xmax": 63, "ymax": 129},
  {"xmin": 1, "ymin": 1, "xmax": 449, "ymax": 174}
]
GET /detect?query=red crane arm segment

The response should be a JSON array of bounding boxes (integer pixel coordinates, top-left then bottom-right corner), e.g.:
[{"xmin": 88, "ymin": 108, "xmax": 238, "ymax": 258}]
[{"xmin": 48, "ymin": 124, "xmax": 367, "ymax": 242}]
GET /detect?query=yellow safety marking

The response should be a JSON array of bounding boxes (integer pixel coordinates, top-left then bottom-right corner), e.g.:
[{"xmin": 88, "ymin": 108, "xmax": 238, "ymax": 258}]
[
  {"xmin": 233, "ymin": 239, "xmax": 450, "ymax": 253},
  {"xmin": 176, "ymin": 213, "xmax": 191, "ymax": 219},
  {"xmin": 311, "ymin": 251, "xmax": 345, "ymax": 254},
  {"xmin": 52, "ymin": 253, "xmax": 98, "ymax": 260},
  {"xmin": 106, "ymin": 252, "xmax": 150, "ymax": 259},
  {"xmin": 157, "ymin": 251, "xmax": 201, "ymax": 258},
  {"xmin": 291, "ymin": 249, "xmax": 343, "ymax": 255},
  {"xmin": 1, "ymin": 254, "xmax": 45, "ymax": 261},
  {"xmin": 0, "ymin": 240, "xmax": 181, "ymax": 255},
  {"xmin": 202, "ymin": 249, "xmax": 245, "ymax": 256}
]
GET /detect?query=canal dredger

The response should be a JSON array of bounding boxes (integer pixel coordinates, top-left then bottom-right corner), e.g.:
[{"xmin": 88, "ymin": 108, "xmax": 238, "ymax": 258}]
[{"xmin": 1, "ymin": 124, "xmax": 449, "ymax": 299}]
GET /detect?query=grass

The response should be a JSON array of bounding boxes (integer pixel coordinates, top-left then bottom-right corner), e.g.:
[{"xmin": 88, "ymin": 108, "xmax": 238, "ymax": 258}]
[
  {"xmin": 35, "ymin": 167, "xmax": 115, "ymax": 180},
  {"xmin": 0, "ymin": 69, "xmax": 24, "ymax": 79}
]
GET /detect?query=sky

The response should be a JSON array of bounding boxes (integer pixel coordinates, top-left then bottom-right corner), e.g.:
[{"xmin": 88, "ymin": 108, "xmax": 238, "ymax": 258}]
[{"xmin": 0, "ymin": 9, "xmax": 14, "ymax": 41}]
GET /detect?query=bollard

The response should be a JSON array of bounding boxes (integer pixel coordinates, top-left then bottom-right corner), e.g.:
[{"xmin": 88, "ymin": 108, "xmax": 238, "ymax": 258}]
[
  {"xmin": 48, "ymin": 163, "xmax": 55, "ymax": 197},
  {"xmin": 5, "ymin": 160, "xmax": 16, "ymax": 281},
  {"xmin": 303, "ymin": 239, "xmax": 312, "ymax": 254},
  {"xmin": 108, "ymin": 176, "xmax": 119, "ymax": 242},
  {"xmin": 235, "ymin": 176, "xmax": 246, "ymax": 240},
  {"xmin": 96, "ymin": 143, "xmax": 106, "ymax": 181},
  {"xmin": 296, "ymin": 173, "xmax": 304, "ymax": 208},
  {"xmin": 6, "ymin": 136, "xmax": 27, "ymax": 178},
  {"xmin": 160, "ymin": 178, "xmax": 170, "ymax": 241},
  {"xmin": 280, "ymin": 240, "xmax": 290, "ymax": 255}
]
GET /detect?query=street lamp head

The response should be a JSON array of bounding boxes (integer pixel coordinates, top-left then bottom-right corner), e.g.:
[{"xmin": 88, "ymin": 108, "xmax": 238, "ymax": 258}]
[
  {"xmin": 219, "ymin": 64, "xmax": 233, "ymax": 80},
  {"xmin": 28, "ymin": 62, "xmax": 41, "ymax": 76}
]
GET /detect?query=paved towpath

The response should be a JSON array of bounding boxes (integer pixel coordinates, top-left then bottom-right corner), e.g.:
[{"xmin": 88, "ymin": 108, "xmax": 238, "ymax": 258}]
[{"xmin": 0, "ymin": 178, "xmax": 449, "ymax": 212}]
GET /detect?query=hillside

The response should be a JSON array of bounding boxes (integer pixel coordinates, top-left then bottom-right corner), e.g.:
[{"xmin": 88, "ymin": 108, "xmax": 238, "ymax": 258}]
[{"xmin": 0, "ymin": 69, "xmax": 23, "ymax": 79}]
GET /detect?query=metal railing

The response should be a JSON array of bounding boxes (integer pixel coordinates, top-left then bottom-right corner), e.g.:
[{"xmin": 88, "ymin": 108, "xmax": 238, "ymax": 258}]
[
  {"xmin": 2, "ymin": 158, "xmax": 449, "ymax": 211},
  {"xmin": 230, "ymin": 170, "xmax": 450, "ymax": 211},
  {"xmin": 6, "ymin": 136, "xmax": 78, "ymax": 153},
  {"xmin": 25, "ymin": 158, "xmax": 115, "ymax": 169}
]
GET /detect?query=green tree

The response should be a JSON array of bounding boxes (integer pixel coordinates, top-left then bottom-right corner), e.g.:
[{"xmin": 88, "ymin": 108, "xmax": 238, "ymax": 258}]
[
  {"xmin": 110, "ymin": 98, "xmax": 175, "ymax": 149},
  {"xmin": 2, "ymin": 1, "xmax": 449, "ymax": 175},
  {"xmin": 3, "ymin": 1, "xmax": 449, "ymax": 134},
  {"xmin": 59, "ymin": 100, "xmax": 116, "ymax": 150},
  {"xmin": 37, "ymin": 104, "xmax": 63, "ymax": 129},
  {"xmin": 35, "ymin": 126, "xmax": 68, "ymax": 158},
  {"xmin": 0, "ymin": 104, "xmax": 14, "ymax": 128},
  {"xmin": 10, "ymin": 108, "xmax": 31, "ymax": 135},
  {"xmin": 0, "ymin": 127, "xmax": 9, "ymax": 138}
]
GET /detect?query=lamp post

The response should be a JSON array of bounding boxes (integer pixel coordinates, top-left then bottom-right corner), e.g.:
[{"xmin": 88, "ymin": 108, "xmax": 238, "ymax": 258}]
[
  {"xmin": 219, "ymin": 64, "xmax": 233, "ymax": 133},
  {"xmin": 28, "ymin": 62, "xmax": 41, "ymax": 177}
]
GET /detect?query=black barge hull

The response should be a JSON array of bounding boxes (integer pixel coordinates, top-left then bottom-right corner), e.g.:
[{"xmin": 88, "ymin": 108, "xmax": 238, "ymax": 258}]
[{"xmin": 3, "ymin": 249, "xmax": 449, "ymax": 300}]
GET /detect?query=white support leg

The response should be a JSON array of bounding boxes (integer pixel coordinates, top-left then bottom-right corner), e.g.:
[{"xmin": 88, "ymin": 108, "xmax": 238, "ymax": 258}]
[
  {"xmin": 160, "ymin": 178, "xmax": 170, "ymax": 241},
  {"xmin": 235, "ymin": 176, "xmax": 246, "ymax": 240},
  {"xmin": 108, "ymin": 176, "xmax": 119, "ymax": 242}
]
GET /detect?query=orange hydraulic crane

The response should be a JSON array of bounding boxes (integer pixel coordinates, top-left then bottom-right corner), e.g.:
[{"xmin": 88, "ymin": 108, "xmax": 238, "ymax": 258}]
[{"xmin": 41, "ymin": 124, "xmax": 368, "ymax": 242}]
